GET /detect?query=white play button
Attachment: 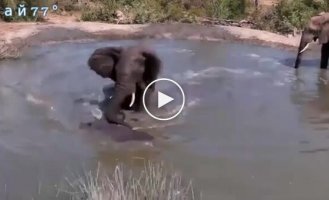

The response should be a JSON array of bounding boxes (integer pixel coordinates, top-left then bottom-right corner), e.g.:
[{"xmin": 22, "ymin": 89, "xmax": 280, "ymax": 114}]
[
  {"xmin": 157, "ymin": 91, "xmax": 174, "ymax": 108},
  {"xmin": 143, "ymin": 78, "xmax": 185, "ymax": 121}
]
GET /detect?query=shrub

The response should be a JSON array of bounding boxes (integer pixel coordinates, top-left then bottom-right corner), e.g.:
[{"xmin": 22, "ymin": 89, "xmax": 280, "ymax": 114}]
[
  {"xmin": 252, "ymin": 0, "xmax": 328, "ymax": 34},
  {"xmin": 81, "ymin": 0, "xmax": 200, "ymax": 24},
  {"xmin": 219, "ymin": 0, "xmax": 246, "ymax": 19},
  {"xmin": 81, "ymin": 0, "xmax": 119, "ymax": 22},
  {"xmin": 252, "ymin": 7, "xmax": 294, "ymax": 34},
  {"xmin": 278, "ymin": 0, "xmax": 319, "ymax": 30},
  {"xmin": 206, "ymin": 0, "xmax": 246, "ymax": 19},
  {"xmin": 130, "ymin": 0, "xmax": 166, "ymax": 23}
]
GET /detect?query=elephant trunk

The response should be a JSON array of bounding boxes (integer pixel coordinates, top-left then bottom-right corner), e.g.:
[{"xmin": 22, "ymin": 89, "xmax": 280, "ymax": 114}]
[
  {"xmin": 294, "ymin": 32, "xmax": 312, "ymax": 69},
  {"xmin": 115, "ymin": 81, "xmax": 136, "ymax": 108}
]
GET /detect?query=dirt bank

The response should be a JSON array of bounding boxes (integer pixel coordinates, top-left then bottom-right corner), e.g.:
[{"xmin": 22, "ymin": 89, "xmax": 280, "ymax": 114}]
[{"xmin": 1, "ymin": 19, "xmax": 304, "ymax": 59}]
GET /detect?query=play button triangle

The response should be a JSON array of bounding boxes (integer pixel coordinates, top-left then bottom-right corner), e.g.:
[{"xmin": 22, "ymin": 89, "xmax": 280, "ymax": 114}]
[{"xmin": 157, "ymin": 91, "xmax": 174, "ymax": 108}]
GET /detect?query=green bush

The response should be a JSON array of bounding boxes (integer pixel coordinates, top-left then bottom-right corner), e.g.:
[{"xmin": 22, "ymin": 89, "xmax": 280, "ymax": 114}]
[
  {"xmin": 252, "ymin": 0, "xmax": 328, "ymax": 34},
  {"xmin": 278, "ymin": 0, "xmax": 319, "ymax": 30},
  {"xmin": 206, "ymin": 0, "xmax": 246, "ymax": 19},
  {"xmin": 219, "ymin": 0, "xmax": 246, "ymax": 19},
  {"xmin": 130, "ymin": 0, "xmax": 166, "ymax": 23},
  {"xmin": 252, "ymin": 7, "xmax": 294, "ymax": 34},
  {"xmin": 81, "ymin": 0, "xmax": 200, "ymax": 24},
  {"xmin": 81, "ymin": 0, "xmax": 119, "ymax": 22}
]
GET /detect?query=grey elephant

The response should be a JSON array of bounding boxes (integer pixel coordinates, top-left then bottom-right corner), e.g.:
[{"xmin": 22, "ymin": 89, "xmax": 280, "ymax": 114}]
[
  {"xmin": 294, "ymin": 12, "xmax": 329, "ymax": 69},
  {"xmin": 87, "ymin": 45, "xmax": 162, "ymax": 128}
]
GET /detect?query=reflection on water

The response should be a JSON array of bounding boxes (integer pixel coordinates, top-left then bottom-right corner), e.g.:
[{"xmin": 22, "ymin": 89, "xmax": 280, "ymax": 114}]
[
  {"xmin": 292, "ymin": 70, "xmax": 329, "ymax": 128},
  {"xmin": 1, "ymin": 39, "xmax": 329, "ymax": 199}
]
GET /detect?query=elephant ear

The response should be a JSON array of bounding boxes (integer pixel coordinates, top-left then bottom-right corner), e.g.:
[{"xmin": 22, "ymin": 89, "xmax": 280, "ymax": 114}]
[
  {"xmin": 319, "ymin": 23, "xmax": 329, "ymax": 44},
  {"xmin": 141, "ymin": 49, "xmax": 162, "ymax": 82},
  {"xmin": 88, "ymin": 46, "xmax": 124, "ymax": 79},
  {"xmin": 93, "ymin": 46, "xmax": 123, "ymax": 63}
]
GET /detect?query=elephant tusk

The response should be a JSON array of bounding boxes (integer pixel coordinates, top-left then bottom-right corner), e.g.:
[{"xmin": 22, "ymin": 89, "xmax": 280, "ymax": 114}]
[
  {"xmin": 299, "ymin": 43, "xmax": 310, "ymax": 54},
  {"xmin": 108, "ymin": 93, "xmax": 135, "ymax": 107},
  {"xmin": 129, "ymin": 92, "xmax": 135, "ymax": 107}
]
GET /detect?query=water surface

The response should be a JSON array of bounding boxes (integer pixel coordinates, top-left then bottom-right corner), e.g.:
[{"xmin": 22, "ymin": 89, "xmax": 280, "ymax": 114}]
[{"xmin": 0, "ymin": 39, "xmax": 329, "ymax": 200}]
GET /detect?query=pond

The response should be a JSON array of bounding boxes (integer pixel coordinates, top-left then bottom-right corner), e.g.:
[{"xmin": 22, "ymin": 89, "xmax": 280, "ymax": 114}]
[{"xmin": 0, "ymin": 39, "xmax": 329, "ymax": 200}]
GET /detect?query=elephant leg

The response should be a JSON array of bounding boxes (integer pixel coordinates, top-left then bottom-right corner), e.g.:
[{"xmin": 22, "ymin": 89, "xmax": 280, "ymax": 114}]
[
  {"xmin": 144, "ymin": 82, "xmax": 155, "ymax": 109},
  {"xmin": 133, "ymin": 84, "xmax": 144, "ymax": 112},
  {"xmin": 320, "ymin": 42, "xmax": 329, "ymax": 69},
  {"xmin": 104, "ymin": 91, "xmax": 132, "ymax": 128}
]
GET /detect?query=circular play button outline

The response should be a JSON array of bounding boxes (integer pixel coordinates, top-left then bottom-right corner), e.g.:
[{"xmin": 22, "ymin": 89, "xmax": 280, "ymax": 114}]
[{"xmin": 142, "ymin": 78, "xmax": 185, "ymax": 121}]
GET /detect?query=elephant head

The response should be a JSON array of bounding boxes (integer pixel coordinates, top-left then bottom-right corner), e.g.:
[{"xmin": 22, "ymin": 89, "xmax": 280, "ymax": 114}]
[
  {"xmin": 111, "ymin": 45, "xmax": 162, "ymax": 111},
  {"xmin": 295, "ymin": 12, "xmax": 329, "ymax": 69}
]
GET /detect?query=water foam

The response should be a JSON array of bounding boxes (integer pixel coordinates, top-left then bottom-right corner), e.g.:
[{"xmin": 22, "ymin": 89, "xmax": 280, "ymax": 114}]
[
  {"xmin": 246, "ymin": 53, "xmax": 279, "ymax": 65},
  {"xmin": 26, "ymin": 93, "xmax": 55, "ymax": 111},
  {"xmin": 248, "ymin": 53, "xmax": 261, "ymax": 58},
  {"xmin": 162, "ymin": 47, "xmax": 194, "ymax": 54},
  {"xmin": 173, "ymin": 67, "xmax": 230, "ymax": 82},
  {"xmin": 177, "ymin": 66, "xmax": 252, "ymax": 82},
  {"xmin": 174, "ymin": 49, "xmax": 194, "ymax": 54}
]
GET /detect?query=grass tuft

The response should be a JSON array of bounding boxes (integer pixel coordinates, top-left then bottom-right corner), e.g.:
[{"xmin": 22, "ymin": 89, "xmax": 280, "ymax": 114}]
[{"xmin": 59, "ymin": 161, "xmax": 200, "ymax": 200}]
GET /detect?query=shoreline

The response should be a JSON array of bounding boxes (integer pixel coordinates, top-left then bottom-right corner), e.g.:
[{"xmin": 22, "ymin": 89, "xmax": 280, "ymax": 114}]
[{"xmin": 1, "ymin": 21, "xmax": 304, "ymax": 58}]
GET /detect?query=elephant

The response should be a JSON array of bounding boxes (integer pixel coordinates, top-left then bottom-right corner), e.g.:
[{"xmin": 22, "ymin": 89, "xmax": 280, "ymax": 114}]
[
  {"xmin": 294, "ymin": 12, "xmax": 329, "ymax": 69},
  {"xmin": 87, "ymin": 45, "xmax": 162, "ymax": 128}
]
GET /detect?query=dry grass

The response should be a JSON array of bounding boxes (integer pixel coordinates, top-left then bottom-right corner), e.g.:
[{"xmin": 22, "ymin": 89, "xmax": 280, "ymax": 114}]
[
  {"xmin": 59, "ymin": 161, "xmax": 200, "ymax": 200},
  {"xmin": 0, "ymin": 40, "xmax": 24, "ymax": 60}
]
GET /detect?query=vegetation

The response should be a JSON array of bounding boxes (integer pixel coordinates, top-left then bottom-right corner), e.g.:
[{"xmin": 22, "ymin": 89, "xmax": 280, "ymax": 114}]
[
  {"xmin": 1, "ymin": 0, "xmax": 329, "ymax": 34},
  {"xmin": 252, "ymin": 0, "xmax": 329, "ymax": 34},
  {"xmin": 79, "ymin": 0, "xmax": 329, "ymax": 34},
  {"xmin": 59, "ymin": 161, "xmax": 200, "ymax": 200},
  {"xmin": 80, "ymin": 0, "xmax": 247, "ymax": 23}
]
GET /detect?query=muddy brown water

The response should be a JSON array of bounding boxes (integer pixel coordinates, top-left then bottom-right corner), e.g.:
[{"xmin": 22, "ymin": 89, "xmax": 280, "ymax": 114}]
[{"xmin": 1, "ymin": 39, "xmax": 329, "ymax": 200}]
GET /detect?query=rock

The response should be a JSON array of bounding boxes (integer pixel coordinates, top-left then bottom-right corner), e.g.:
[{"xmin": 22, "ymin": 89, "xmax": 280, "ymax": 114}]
[
  {"xmin": 115, "ymin": 10, "xmax": 125, "ymax": 18},
  {"xmin": 114, "ymin": 10, "xmax": 128, "ymax": 24},
  {"xmin": 240, "ymin": 19, "xmax": 249, "ymax": 24},
  {"xmin": 0, "ymin": 40, "xmax": 23, "ymax": 60}
]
